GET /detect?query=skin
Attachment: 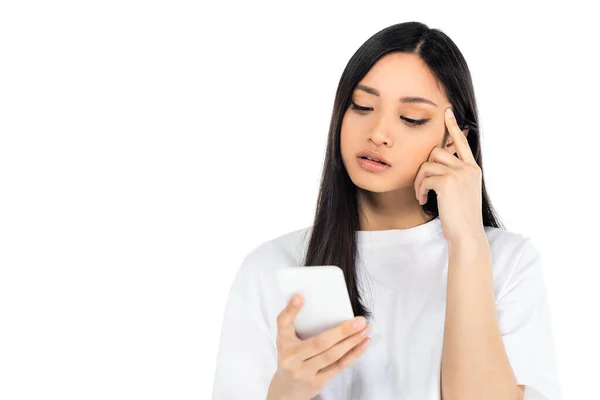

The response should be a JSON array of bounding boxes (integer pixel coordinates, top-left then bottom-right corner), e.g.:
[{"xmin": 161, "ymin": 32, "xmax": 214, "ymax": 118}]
[{"xmin": 340, "ymin": 52, "xmax": 468, "ymax": 231}]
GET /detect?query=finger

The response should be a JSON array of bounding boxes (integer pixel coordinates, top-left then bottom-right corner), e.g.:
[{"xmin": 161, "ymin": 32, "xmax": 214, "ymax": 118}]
[
  {"xmin": 418, "ymin": 175, "xmax": 445, "ymax": 204},
  {"xmin": 413, "ymin": 161, "xmax": 447, "ymax": 205},
  {"xmin": 427, "ymin": 145, "xmax": 461, "ymax": 168},
  {"xmin": 441, "ymin": 125, "xmax": 450, "ymax": 149},
  {"xmin": 294, "ymin": 316, "xmax": 367, "ymax": 362},
  {"xmin": 276, "ymin": 293, "xmax": 304, "ymax": 340},
  {"xmin": 303, "ymin": 324, "xmax": 371, "ymax": 374},
  {"xmin": 315, "ymin": 335, "xmax": 372, "ymax": 384},
  {"xmin": 445, "ymin": 107, "xmax": 475, "ymax": 164}
]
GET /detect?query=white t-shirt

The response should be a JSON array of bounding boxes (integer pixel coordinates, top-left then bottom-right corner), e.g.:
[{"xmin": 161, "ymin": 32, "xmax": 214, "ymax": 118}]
[{"xmin": 212, "ymin": 217, "xmax": 561, "ymax": 399}]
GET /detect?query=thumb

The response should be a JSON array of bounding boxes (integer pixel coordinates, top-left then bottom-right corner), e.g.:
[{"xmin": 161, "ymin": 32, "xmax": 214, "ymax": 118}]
[{"xmin": 277, "ymin": 293, "xmax": 304, "ymax": 339}]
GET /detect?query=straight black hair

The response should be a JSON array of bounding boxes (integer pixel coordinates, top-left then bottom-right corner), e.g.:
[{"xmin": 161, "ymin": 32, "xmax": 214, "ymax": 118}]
[{"xmin": 301, "ymin": 22, "xmax": 504, "ymax": 320}]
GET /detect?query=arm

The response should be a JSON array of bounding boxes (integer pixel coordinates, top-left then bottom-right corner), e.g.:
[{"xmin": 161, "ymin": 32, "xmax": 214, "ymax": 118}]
[
  {"xmin": 212, "ymin": 244, "xmax": 278, "ymax": 399},
  {"xmin": 440, "ymin": 234, "xmax": 521, "ymax": 400}
]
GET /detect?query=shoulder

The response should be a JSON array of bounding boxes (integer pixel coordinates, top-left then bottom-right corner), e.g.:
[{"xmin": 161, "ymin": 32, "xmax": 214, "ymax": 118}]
[
  {"xmin": 484, "ymin": 224, "xmax": 541, "ymax": 266},
  {"xmin": 483, "ymin": 225, "xmax": 545, "ymax": 301},
  {"xmin": 230, "ymin": 226, "xmax": 313, "ymax": 326},
  {"xmin": 484, "ymin": 224, "xmax": 532, "ymax": 254},
  {"xmin": 239, "ymin": 225, "xmax": 312, "ymax": 275}
]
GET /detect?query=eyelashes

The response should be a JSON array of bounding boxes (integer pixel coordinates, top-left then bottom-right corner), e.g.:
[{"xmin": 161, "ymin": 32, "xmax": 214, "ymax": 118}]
[{"xmin": 349, "ymin": 101, "xmax": 430, "ymax": 126}]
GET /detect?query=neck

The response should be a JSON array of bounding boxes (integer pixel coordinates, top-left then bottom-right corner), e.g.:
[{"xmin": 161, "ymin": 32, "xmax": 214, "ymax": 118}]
[{"xmin": 357, "ymin": 188, "xmax": 435, "ymax": 231}]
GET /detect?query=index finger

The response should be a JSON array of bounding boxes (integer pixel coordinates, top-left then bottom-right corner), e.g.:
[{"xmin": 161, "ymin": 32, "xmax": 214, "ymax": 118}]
[
  {"xmin": 302, "ymin": 316, "xmax": 367, "ymax": 356},
  {"xmin": 290, "ymin": 316, "xmax": 369, "ymax": 367},
  {"xmin": 445, "ymin": 107, "xmax": 475, "ymax": 164}
]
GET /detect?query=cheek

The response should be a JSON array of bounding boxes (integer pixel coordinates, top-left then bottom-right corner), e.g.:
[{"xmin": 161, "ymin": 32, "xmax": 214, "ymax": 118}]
[
  {"xmin": 387, "ymin": 138, "xmax": 436, "ymax": 177},
  {"xmin": 401, "ymin": 139, "xmax": 439, "ymax": 177},
  {"xmin": 340, "ymin": 113, "xmax": 360, "ymax": 156}
]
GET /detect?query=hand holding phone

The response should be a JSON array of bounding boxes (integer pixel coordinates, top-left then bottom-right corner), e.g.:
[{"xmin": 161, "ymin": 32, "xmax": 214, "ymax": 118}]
[
  {"xmin": 276, "ymin": 266, "xmax": 357, "ymax": 340},
  {"xmin": 266, "ymin": 294, "xmax": 372, "ymax": 400}
]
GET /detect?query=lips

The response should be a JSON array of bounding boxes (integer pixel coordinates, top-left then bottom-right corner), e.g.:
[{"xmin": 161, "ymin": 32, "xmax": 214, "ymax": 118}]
[{"xmin": 356, "ymin": 151, "xmax": 391, "ymax": 166}]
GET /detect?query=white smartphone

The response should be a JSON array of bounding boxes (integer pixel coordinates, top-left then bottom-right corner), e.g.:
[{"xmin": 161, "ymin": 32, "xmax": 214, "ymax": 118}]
[{"xmin": 276, "ymin": 265, "xmax": 355, "ymax": 340}]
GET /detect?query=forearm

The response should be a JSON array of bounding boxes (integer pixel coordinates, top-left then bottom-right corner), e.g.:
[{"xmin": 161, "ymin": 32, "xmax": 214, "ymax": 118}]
[{"xmin": 440, "ymin": 234, "xmax": 519, "ymax": 400}]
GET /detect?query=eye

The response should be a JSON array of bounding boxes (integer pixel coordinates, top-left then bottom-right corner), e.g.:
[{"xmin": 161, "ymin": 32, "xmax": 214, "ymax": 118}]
[
  {"xmin": 401, "ymin": 116, "xmax": 429, "ymax": 126},
  {"xmin": 350, "ymin": 101, "xmax": 372, "ymax": 114},
  {"xmin": 350, "ymin": 101, "xmax": 430, "ymax": 126}
]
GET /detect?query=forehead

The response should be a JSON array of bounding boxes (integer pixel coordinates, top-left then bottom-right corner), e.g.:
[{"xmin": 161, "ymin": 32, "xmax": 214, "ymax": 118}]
[{"xmin": 356, "ymin": 52, "xmax": 447, "ymax": 104}]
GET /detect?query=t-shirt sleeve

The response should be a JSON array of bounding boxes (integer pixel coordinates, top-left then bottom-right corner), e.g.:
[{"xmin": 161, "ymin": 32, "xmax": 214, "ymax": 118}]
[
  {"xmin": 211, "ymin": 244, "xmax": 278, "ymax": 399},
  {"xmin": 496, "ymin": 238, "xmax": 562, "ymax": 400}
]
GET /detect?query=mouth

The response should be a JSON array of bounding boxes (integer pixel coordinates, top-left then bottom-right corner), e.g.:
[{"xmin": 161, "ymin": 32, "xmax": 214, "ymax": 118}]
[
  {"xmin": 356, "ymin": 151, "xmax": 391, "ymax": 166},
  {"xmin": 358, "ymin": 156, "xmax": 388, "ymax": 166},
  {"xmin": 356, "ymin": 156, "xmax": 391, "ymax": 173}
]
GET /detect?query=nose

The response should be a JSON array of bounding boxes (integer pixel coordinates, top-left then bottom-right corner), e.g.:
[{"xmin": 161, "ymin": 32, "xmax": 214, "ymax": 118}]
[{"xmin": 369, "ymin": 118, "xmax": 393, "ymax": 146}]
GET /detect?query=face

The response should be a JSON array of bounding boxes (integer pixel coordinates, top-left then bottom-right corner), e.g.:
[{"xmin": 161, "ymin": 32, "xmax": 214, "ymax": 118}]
[{"xmin": 340, "ymin": 52, "xmax": 463, "ymax": 194}]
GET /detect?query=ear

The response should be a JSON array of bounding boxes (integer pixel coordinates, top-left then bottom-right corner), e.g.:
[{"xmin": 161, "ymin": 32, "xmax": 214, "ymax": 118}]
[{"xmin": 444, "ymin": 128, "xmax": 469, "ymax": 153}]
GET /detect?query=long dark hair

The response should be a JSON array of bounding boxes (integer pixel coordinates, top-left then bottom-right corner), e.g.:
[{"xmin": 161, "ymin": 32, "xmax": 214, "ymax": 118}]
[{"xmin": 301, "ymin": 22, "xmax": 504, "ymax": 320}]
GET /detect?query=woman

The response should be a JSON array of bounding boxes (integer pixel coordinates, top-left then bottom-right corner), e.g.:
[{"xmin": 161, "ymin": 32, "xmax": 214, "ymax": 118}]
[{"xmin": 212, "ymin": 21, "xmax": 560, "ymax": 400}]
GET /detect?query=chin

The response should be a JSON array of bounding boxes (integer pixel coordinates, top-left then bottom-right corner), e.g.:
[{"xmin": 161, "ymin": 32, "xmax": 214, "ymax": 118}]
[
  {"xmin": 350, "ymin": 173, "xmax": 396, "ymax": 193},
  {"xmin": 348, "ymin": 168, "xmax": 414, "ymax": 194}
]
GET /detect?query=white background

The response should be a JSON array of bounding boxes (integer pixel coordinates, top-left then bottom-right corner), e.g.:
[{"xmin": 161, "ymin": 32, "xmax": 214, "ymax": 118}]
[{"xmin": 1, "ymin": 1, "xmax": 598, "ymax": 399}]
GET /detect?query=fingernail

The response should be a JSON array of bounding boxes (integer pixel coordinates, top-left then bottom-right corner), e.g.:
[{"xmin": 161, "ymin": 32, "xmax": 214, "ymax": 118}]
[
  {"xmin": 292, "ymin": 294, "xmax": 302, "ymax": 306},
  {"xmin": 361, "ymin": 337, "xmax": 371, "ymax": 349},
  {"xmin": 360, "ymin": 325, "xmax": 371, "ymax": 337},
  {"xmin": 446, "ymin": 108, "xmax": 454, "ymax": 119},
  {"xmin": 353, "ymin": 317, "xmax": 366, "ymax": 330}
]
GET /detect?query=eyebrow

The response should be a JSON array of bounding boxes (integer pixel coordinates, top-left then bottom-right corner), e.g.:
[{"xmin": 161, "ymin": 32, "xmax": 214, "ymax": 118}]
[{"xmin": 355, "ymin": 84, "xmax": 438, "ymax": 107}]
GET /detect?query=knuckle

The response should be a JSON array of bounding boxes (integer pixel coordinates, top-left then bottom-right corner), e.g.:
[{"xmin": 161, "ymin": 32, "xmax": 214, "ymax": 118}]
[
  {"xmin": 345, "ymin": 321, "xmax": 358, "ymax": 336},
  {"xmin": 276, "ymin": 312, "xmax": 288, "ymax": 326},
  {"xmin": 321, "ymin": 349, "xmax": 337, "ymax": 364},
  {"xmin": 354, "ymin": 333, "xmax": 366, "ymax": 345},
  {"xmin": 311, "ymin": 335, "xmax": 327, "ymax": 349},
  {"xmin": 333, "ymin": 347, "xmax": 346, "ymax": 362}
]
